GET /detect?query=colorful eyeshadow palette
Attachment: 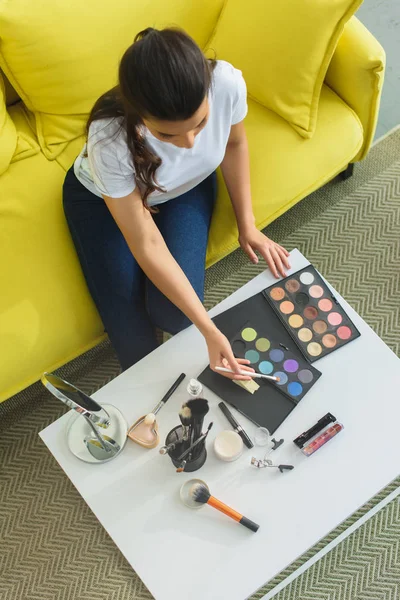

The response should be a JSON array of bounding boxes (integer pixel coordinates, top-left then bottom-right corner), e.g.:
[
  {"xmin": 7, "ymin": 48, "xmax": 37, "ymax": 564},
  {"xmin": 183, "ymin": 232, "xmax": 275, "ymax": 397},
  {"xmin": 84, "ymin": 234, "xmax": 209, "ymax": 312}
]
[
  {"xmin": 231, "ymin": 323, "xmax": 321, "ymax": 403},
  {"xmin": 262, "ymin": 265, "xmax": 361, "ymax": 361},
  {"xmin": 198, "ymin": 288, "xmax": 323, "ymax": 432},
  {"xmin": 198, "ymin": 264, "xmax": 360, "ymax": 432}
]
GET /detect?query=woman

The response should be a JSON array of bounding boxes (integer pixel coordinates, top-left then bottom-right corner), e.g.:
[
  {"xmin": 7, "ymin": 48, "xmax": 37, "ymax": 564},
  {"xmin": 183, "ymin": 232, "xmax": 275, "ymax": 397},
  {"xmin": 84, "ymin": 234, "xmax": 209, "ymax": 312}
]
[{"xmin": 63, "ymin": 27, "xmax": 290, "ymax": 378}]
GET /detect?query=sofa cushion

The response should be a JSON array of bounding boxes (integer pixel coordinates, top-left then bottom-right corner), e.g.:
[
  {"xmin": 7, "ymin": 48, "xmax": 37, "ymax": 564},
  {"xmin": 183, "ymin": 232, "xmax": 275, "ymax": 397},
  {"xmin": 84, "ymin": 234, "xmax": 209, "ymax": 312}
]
[
  {"xmin": 208, "ymin": 0, "xmax": 362, "ymax": 139},
  {"xmin": 0, "ymin": 73, "xmax": 17, "ymax": 174},
  {"xmin": 0, "ymin": 0, "xmax": 224, "ymax": 160},
  {"xmin": 0, "ymin": 150, "xmax": 105, "ymax": 402},
  {"xmin": 1, "ymin": 76, "xmax": 39, "ymax": 173},
  {"xmin": 206, "ymin": 85, "xmax": 363, "ymax": 266}
]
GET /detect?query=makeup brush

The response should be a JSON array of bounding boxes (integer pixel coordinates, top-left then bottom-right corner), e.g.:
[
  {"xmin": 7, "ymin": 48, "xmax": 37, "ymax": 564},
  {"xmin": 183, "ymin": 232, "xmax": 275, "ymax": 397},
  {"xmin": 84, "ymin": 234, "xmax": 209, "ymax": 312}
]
[
  {"xmin": 189, "ymin": 482, "xmax": 259, "ymax": 532},
  {"xmin": 186, "ymin": 398, "xmax": 209, "ymax": 455},
  {"xmin": 127, "ymin": 372, "xmax": 186, "ymax": 448},
  {"xmin": 176, "ymin": 422, "xmax": 213, "ymax": 472},
  {"xmin": 159, "ymin": 441, "xmax": 178, "ymax": 455},
  {"xmin": 215, "ymin": 366, "xmax": 280, "ymax": 382},
  {"xmin": 179, "ymin": 405, "xmax": 192, "ymax": 443}
]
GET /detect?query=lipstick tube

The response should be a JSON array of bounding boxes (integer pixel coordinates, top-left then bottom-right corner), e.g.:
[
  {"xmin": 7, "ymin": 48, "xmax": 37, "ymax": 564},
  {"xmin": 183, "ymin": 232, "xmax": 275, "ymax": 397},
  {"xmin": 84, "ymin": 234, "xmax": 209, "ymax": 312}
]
[{"xmin": 302, "ymin": 422, "xmax": 343, "ymax": 456}]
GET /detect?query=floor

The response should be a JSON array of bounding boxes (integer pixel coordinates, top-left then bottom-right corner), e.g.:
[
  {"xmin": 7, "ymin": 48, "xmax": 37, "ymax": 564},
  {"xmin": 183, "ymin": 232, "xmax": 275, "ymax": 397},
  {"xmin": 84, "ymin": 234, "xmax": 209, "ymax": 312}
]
[{"xmin": 358, "ymin": 0, "xmax": 400, "ymax": 139}]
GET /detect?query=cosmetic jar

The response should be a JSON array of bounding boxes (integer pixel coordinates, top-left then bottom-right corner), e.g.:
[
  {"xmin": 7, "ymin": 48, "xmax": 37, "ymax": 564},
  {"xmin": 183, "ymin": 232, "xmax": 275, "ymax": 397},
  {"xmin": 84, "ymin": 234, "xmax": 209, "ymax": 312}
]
[{"xmin": 214, "ymin": 430, "xmax": 243, "ymax": 462}]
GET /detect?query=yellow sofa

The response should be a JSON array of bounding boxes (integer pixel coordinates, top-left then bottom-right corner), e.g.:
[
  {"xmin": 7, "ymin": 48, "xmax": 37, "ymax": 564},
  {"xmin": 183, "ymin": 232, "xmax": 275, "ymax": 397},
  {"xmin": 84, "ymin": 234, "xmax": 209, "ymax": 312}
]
[{"xmin": 0, "ymin": 0, "xmax": 385, "ymax": 402}]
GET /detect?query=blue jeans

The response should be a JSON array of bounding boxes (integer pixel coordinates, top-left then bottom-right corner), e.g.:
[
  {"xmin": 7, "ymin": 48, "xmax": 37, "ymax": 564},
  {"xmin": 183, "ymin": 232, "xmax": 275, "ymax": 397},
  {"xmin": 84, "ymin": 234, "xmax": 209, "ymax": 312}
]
[{"xmin": 62, "ymin": 168, "xmax": 216, "ymax": 370}]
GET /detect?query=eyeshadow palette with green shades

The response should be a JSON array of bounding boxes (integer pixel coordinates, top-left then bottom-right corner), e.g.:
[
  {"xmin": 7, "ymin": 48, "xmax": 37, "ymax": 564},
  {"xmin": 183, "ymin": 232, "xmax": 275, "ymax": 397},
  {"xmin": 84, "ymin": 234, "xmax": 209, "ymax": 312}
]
[
  {"xmin": 232, "ymin": 323, "xmax": 321, "ymax": 402},
  {"xmin": 263, "ymin": 265, "xmax": 361, "ymax": 361}
]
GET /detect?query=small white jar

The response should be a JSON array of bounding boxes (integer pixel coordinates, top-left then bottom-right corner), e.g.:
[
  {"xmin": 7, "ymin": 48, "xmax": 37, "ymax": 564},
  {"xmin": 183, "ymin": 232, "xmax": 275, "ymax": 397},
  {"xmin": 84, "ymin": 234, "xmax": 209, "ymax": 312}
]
[{"xmin": 214, "ymin": 430, "xmax": 243, "ymax": 462}]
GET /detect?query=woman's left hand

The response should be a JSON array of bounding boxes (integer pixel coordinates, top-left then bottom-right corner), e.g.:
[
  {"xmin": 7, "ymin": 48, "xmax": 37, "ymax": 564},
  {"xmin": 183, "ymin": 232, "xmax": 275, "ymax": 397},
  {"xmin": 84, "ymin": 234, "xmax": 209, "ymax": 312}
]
[{"xmin": 239, "ymin": 226, "xmax": 291, "ymax": 278}]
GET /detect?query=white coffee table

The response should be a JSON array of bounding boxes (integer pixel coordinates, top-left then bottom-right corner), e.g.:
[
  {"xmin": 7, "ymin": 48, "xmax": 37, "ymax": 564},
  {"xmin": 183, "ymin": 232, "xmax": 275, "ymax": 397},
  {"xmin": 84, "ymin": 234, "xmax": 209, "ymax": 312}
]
[{"xmin": 39, "ymin": 249, "xmax": 400, "ymax": 600}]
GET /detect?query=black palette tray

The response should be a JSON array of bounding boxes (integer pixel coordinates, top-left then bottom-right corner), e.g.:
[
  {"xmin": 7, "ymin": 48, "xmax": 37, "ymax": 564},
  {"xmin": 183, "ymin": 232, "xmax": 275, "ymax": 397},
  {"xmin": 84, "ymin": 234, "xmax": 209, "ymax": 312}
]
[{"xmin": 198, "ymin": 292, "xmax": 321, "ymax": 433}]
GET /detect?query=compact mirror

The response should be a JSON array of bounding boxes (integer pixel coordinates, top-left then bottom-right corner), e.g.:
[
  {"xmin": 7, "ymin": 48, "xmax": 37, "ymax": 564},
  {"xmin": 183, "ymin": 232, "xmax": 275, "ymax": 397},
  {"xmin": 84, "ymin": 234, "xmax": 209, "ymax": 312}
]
[
  {"xmin": 41, "ymin": 372, "xmax": 128, "ymax": 464},
  {"xmin": 41, "ymin": 372, "xmax": 111, "ymax": 426}
]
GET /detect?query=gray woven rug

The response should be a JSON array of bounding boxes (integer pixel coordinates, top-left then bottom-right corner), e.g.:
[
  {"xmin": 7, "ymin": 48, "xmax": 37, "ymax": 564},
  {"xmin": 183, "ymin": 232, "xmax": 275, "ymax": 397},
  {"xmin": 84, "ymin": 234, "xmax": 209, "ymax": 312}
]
[{"xmin": 1, "ymin": 127, "xmax": 399, "ymax": 600}]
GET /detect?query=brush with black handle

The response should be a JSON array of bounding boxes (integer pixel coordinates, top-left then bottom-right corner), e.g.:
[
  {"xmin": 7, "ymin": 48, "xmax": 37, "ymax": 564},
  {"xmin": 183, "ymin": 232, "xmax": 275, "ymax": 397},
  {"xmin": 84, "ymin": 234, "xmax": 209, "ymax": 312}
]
[
  {"xmin": 186, "ymin": 398, "xmax": 209, "ymax": 457},
  {"xmin": 189, "ymin": 482, "xmax": 260, "ymax": 532},
  {"xmin": 175, "ymin": 422, "xmax": 213, "ymax": 472},
  {"xmin": 218, "ymin": 401, "xmax": 254, "ymax": 449}
]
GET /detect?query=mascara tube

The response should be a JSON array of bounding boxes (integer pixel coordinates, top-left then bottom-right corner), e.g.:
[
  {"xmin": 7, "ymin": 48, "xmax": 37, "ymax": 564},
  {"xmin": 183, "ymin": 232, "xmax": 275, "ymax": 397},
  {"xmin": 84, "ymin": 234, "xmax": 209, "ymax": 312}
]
[{"xmin": 218, "ymin": 402, "xmax": 254, "ymax": 449}]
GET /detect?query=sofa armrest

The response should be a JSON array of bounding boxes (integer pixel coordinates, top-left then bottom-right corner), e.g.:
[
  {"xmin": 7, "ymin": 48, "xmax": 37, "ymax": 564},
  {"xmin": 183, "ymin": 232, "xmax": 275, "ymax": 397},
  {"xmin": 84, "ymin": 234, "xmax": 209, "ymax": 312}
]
[{"xmin": 325, "ymin": 16, "xmax": 385, "ymax": 161}]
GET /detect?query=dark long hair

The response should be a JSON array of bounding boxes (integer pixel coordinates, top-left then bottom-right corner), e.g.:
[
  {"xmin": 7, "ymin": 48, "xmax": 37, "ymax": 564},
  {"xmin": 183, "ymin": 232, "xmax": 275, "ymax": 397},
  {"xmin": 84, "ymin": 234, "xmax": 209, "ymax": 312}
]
[{"xmin": 86, "ymin": 28, "xmax": 216, "ymax": 210}]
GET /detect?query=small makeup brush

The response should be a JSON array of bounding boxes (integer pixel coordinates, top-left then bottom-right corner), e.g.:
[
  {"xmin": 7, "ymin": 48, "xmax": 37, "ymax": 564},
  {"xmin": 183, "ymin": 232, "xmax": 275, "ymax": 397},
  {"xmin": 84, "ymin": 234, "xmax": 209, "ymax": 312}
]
[
  {"xmin": 159, "ymin": 441, "xmax": 178, "ymax": 455},
  {"xmin": 189, "ymin": 482, "xmax": 259, "ymax": 532},
  {"xmin": 215, "ymin": 366, "xmax": 280, "ymax": 382}
]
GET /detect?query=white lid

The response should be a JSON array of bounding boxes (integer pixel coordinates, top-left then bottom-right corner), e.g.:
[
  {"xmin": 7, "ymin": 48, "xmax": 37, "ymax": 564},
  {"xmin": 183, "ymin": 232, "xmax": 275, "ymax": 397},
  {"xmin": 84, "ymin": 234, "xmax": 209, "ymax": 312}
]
[{"xmin": 214, "ymin": 430, "xmax": 243, "ymax": 461}]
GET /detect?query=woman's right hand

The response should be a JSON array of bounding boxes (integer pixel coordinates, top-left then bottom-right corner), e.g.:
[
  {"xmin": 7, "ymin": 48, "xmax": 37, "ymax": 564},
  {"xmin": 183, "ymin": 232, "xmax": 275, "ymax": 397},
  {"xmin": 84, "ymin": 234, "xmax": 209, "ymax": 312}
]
[{"xmin": 205, "ymin": 327, "xmax": 254, "ymax": 380}]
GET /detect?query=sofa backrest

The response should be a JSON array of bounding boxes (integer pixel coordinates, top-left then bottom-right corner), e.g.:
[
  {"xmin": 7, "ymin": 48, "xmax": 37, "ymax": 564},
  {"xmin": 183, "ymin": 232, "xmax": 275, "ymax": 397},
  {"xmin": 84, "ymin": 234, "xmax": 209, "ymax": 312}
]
[{"xmin": 0, "ymin": 0, "xmax": 225, "ymax": 159}]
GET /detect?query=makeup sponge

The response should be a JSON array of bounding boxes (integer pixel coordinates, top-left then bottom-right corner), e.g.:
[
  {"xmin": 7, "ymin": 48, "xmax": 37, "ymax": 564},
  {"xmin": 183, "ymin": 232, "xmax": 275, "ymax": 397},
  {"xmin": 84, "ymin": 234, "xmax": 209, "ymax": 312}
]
[{"xmin": 144, "ymin": 413, "xmax": 156, "ymax": 425}]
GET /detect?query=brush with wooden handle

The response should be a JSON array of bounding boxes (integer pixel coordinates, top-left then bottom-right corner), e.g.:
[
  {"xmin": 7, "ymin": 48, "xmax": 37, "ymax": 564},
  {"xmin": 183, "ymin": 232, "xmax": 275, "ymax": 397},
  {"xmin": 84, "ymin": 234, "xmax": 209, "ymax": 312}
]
[{"xmin": 189, "ymin": 482, "xmax": 259, "ymax": 532}]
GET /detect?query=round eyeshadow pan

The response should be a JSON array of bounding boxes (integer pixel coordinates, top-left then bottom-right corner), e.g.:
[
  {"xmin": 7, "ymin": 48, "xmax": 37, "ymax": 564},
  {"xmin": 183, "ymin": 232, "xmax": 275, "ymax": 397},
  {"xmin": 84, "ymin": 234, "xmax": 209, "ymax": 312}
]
[
  {"xmin": 242, "ymin": 327, "xmax": 257, "ymax": 341},
  {"xmin": 270, "ymin": 287, "xmax": 285, "ymax": 301},
  {"xmin": 322, "ymin": 334, "xmax": 337, "ymax": 348},
  {"xmin": 280, "ymin": 301, "xmax": 295, "ymax": 315},
  {"xmin": 245, "ymin": 349, "xmax": 260, "ymax": 364},
  {"xmin": 295, "ymin": 292, "xmax": 309, "ymax": 306},
  {"xmin": 270, "ymin": 349, "xmax": 284, "ymax": 362},
  {"xmin": 274, "ymin": 371, "xmax": 288, "ymax": 385},
  {"xmin": 300, "ymin": 272, "xmax": 314, "ymax": 285},
  {"xmin": 298, "ymin": 369, "xmax": 313, "ymax": 384},
  {"xmin": 255, "ymin": 337, "xmax": 270, "ymax": 352},
  {"xmin": 259, "ymin": 361, "xmax": 274, "ymax": 375},
  {"xmin": 288, "ymin": 314, "xmax": 303, "ymax": 328},
  {"xmin": 298, "ymin": 327, "xmax": 313, "ymax": 342},
  {"xmin": 328, "ymin": 312, "xmax": 342, "ymax": 326},
  {"xmin": 287, "ymin": 382, "xmax": 303, "ymax": 397},
  {"xmin": 313, "ymin": 320, "xmax": 328, "ymax": 334},
  {"xmin": 307, "ymin": 342, "xmax": 322, "ymax": 357},
  {"xmin": 303, "ymin": 306, "xmax": 318, "ymax": 320},
  {"xmin": 337, "ymin": 325, "xmax": 352, "ymax": 340},
  {"xmin": 283, "ymin": 359, "xmax": 299, "ymax": 373},
  {"xmin": 309, "ymin": 285, "xmax": 324, "ymax": 299},
  {"xmin": 318, "ymin": 298, "xmax": 332, "ymax": 312},
  {"xmin": 232, "ymin": 339, "xmax": 246, "ymax": 356},
  {"xmin": 285, "ymin": 279, "xmax": 300, "ymax": 293}
]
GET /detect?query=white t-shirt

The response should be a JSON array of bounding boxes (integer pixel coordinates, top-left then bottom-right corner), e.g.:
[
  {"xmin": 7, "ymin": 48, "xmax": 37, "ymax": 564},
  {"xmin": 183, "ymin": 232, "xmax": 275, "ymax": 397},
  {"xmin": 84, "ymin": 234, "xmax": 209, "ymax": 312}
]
[{"xmin": 74, "ymin": 60, "xmax": 247, "ymax": 206}]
